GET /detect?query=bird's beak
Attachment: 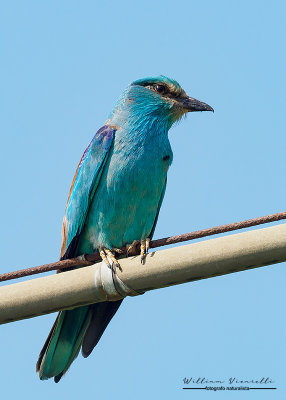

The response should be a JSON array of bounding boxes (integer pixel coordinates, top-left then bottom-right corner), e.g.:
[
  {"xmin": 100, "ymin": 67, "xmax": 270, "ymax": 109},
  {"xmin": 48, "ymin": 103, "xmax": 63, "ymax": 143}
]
[{"xmin": 179, "ymin": 96, "xmax": 214, "ymax": 112}]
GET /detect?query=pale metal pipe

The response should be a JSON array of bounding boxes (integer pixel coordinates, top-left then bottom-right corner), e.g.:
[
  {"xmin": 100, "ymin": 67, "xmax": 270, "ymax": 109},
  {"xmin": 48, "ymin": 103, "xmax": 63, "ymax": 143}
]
[{"xmin": 1, "ymin": 224, "xmax": 286, "ymax": 325}]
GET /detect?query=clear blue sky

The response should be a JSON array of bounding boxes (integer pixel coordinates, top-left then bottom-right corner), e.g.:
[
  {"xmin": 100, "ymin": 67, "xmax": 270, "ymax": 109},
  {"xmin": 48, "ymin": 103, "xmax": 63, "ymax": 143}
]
[{"xmin": 1, "ymin": 1, "xmax": 286, "ymax": 398}]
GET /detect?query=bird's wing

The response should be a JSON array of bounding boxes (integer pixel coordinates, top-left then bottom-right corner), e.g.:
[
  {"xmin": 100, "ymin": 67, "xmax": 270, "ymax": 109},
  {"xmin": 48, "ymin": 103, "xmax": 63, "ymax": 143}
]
[
  {"xmin": 149, "ymin": 178, "xmax": 167, "ymax": 239},
  {"xmin": 60, "ymin": 125, "xmax": 115, "ymax": 259},
  {"xmin": 37, "ymin": 126, "xmax": 116, "ymax": 381}
]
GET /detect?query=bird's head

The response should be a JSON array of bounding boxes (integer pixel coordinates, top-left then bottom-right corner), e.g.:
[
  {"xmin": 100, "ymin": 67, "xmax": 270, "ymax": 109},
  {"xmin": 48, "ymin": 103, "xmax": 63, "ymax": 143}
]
[{"xmin": 108, "ymin": 75, "xmax": 213, "ymax": 129}]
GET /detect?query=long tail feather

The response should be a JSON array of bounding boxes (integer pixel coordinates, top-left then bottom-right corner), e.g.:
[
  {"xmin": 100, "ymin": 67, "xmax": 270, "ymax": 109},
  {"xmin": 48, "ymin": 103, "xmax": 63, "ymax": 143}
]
[
  {"xmin": 37, "ymin": 306, "xmax": 90, "ymax": 381},
  {"xmin": 37, "ymin": 301, "xmax": 122, "ymax": 381}
]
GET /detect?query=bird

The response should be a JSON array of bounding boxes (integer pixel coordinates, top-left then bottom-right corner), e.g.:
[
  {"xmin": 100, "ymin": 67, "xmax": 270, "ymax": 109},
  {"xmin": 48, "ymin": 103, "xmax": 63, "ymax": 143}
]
[{"xmin": 36, "ymin": 75, "xmax": 213, "ymax": 382}]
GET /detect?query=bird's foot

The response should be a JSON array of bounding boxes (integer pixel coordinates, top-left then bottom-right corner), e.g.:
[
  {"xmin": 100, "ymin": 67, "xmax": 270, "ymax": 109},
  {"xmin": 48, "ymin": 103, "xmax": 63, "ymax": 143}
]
[
  {"xmin": 100, "ymin": 248, "xmax": 122, "ymax": 273},
  {"xmin": 126, "ymin": 240, "xmax": 140, "ymax": 257},
  {"xmin": 125, "ymin": 239, "xmax": 150, "ymax": 263},
  {"xmin": 140, "ymin": 238, "xmax": 150, "ymax": 265}
]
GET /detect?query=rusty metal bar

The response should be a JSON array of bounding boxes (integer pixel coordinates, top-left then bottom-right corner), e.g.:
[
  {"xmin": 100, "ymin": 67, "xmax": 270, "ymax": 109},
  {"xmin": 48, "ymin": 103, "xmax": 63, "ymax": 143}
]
[
  {"xmin": 0, "ymin": 223, "xmax": 286, "ymax": 325},
  {"xmin": 0, "ymin": 211, "xmax": 285, "ymax": 283}
]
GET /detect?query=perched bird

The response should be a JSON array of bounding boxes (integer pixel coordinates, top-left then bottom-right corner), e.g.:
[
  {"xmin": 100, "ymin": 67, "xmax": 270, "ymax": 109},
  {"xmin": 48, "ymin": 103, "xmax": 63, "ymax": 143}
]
[{"xmin": 36, "ymin": 75, "xmax": 213, "ymax": 382}]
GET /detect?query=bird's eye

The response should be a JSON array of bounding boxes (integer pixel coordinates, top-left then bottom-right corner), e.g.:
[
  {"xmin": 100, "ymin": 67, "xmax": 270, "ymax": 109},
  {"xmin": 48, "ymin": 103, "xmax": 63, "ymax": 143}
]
[{"xmin": 154, "ymin": 84, "xmax": 167, "ymax": 94}]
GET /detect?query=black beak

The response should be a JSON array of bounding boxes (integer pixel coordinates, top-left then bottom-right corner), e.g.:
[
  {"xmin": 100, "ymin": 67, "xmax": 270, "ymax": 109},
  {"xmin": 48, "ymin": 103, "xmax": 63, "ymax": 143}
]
[{"xmin": 180, "ymin": 96, "xmax": 214, "ymax": 112}]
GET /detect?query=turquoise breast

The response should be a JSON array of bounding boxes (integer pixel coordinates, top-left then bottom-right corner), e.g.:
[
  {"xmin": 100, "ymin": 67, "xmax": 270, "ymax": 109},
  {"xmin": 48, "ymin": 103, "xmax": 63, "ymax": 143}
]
[{"xmin": 77, "ymin": 125, "xmax": 172, "ymax": 253}]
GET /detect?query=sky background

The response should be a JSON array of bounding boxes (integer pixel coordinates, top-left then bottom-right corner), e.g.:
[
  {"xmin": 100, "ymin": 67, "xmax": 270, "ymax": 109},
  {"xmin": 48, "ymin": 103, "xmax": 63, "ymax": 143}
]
[{"xmin": 1, "ymin": 1, "xmax": 286, "ymax": 398}]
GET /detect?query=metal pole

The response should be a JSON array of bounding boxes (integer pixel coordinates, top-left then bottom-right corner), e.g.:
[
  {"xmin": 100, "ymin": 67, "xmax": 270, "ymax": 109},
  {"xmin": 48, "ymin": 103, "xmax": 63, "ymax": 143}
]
[{"xmin": 1, "ymin": 223, "xmax": 286, "ymax": 325}]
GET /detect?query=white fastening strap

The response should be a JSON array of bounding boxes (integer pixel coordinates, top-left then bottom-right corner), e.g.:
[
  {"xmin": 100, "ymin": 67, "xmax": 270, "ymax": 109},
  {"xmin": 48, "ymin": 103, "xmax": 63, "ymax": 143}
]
[{"xmin": 95, "ymin": 260, "xmax": 143, "ymax": 301}]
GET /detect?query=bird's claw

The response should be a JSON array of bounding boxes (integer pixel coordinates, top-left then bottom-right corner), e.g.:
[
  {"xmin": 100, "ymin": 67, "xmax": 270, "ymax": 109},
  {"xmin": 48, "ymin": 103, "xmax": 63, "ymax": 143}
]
[
  {"xmin": 102, "ymin": 238, "xmax": 150, "ymax": 268},
  {"xmin": 100, "ymin": 248, "xmax": 122, "ymax": 272},
  {"xmin": 140, "ymin": 238, "xmax": 150, "ymax": 265},
  {"xmin": 125, "ymin": 239, "xmax": 150, "ymax": 263}
]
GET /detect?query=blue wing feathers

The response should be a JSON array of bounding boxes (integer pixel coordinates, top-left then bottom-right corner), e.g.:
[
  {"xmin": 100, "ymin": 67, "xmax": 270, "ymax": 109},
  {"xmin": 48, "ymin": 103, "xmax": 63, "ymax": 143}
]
[
  {"xmin": 37, "ymin": 126, "xmax": 116, "ymax": 381},
  {"xmin": 63, "ymin": 126, "xmax": 115, "ymax": 257}
]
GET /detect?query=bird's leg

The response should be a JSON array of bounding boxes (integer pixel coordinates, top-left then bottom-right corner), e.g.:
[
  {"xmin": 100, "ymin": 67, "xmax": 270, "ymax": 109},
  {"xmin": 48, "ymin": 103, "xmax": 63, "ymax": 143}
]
[
  {"xmin": 100, "ymin": 248, "xmax": 122, "ymax": 272},
  {"xmin": 146, "ymin": 238, "xmax": 150, "ymax": 253},
  {"xmin": 99, "ymin": 249, "xmax": 109, "ymax": 266},
  {"xmin": 126, "ymin": 239, "xmax": 150, "ymax": 263},
  {"xmin": 140, "ymin": 238, "xmax": 150, "ymax": 264},
  {"xmin": 105, "ymin": 249, "xmax": 122, "ymax": 272},
  {"xmin": 126, "ymin": 240, "xmax": 140, "ymax": 257}
]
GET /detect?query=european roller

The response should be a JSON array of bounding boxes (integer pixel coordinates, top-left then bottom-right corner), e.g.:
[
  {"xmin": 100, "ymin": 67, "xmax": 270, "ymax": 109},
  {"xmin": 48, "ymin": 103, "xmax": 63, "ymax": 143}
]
[{"xmin": 36, "ymin": 75, "xmax": 213, "ymax": 382}]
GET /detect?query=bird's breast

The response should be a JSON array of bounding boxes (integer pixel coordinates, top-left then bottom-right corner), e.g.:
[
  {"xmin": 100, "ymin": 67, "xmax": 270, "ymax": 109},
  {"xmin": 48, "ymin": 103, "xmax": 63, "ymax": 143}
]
[{"xmin": 78, "ymin": 129, "xmax": 172, "ymax": 252}]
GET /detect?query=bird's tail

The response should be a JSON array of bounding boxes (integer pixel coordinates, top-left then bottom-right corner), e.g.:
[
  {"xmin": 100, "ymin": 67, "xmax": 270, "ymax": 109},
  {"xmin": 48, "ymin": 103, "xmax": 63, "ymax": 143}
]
[
  {"xmin": 36, "ymin": 300, "xmax": 122, "ymax": 383},
  {"xmin": 36, "ymin": 306, "xmax": 91, "ymax": 382}
]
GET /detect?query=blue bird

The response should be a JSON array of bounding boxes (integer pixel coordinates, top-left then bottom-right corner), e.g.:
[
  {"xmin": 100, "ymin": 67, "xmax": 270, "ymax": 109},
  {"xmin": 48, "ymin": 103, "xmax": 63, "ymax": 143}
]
[{"xmin": 36, "ymin": 75, "xmax": 213, "ymax": 382}]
